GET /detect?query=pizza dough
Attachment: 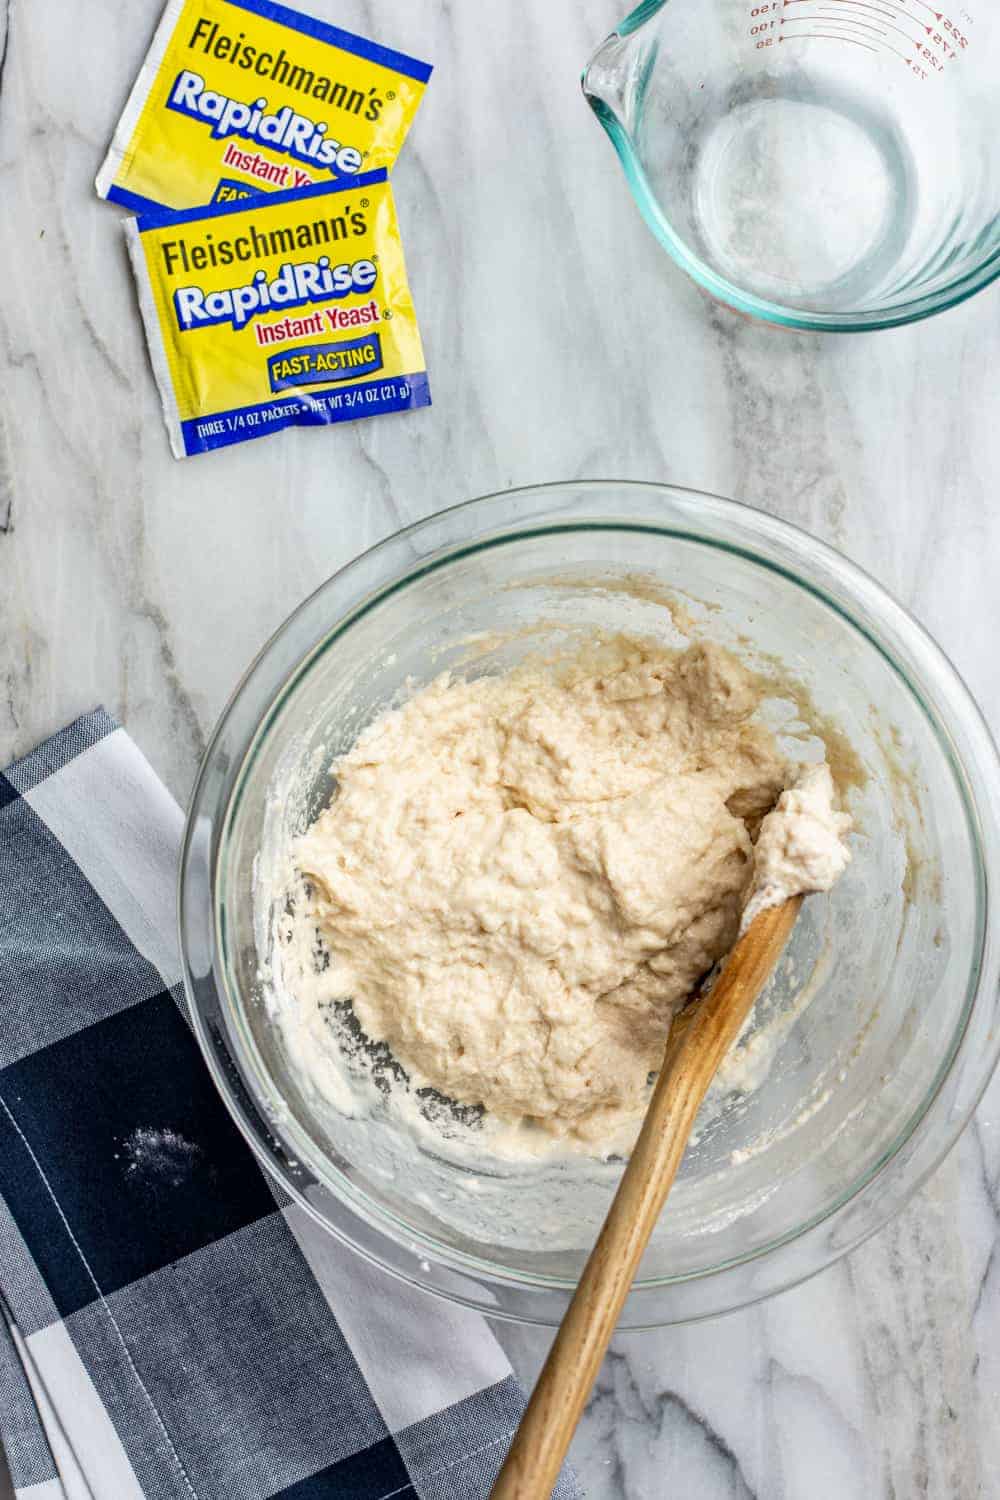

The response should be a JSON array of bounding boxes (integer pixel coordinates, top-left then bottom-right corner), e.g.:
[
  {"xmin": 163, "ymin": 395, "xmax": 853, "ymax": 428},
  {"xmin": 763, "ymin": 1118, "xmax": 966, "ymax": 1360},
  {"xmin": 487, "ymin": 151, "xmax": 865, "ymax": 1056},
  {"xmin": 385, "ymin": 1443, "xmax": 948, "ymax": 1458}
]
[{"xmin": 283, "ymin": 636, "xmax": 852, "ymax": 1151}]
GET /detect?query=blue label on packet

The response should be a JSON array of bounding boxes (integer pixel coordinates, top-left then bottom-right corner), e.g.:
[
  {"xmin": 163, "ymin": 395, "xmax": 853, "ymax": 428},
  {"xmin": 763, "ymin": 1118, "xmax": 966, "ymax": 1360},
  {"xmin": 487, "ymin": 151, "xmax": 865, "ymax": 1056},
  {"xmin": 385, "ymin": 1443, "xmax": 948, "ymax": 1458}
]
[
  {"xmin": 179, "ymin": 372, "xmax": 429, "ymax": 455},
  {"xmin": 267, "ymin": 335, "xmax": 383, "ymax": 392},
  {"xmin": 210, "ymin": 177, "xmax": 256, "ymax": 205}
]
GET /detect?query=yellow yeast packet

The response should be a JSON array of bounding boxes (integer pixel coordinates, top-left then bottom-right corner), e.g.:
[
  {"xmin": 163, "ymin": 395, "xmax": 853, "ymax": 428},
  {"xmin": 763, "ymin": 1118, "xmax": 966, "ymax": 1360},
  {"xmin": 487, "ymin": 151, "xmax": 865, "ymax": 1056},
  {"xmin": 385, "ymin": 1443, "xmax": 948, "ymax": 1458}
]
[
  {"xmin": 98, "ymin": 0, "xmax": 431, "ymax": 213},
  {"xmin": 126, "ymin": 169, "xmax": 430, "ymax": 457}
]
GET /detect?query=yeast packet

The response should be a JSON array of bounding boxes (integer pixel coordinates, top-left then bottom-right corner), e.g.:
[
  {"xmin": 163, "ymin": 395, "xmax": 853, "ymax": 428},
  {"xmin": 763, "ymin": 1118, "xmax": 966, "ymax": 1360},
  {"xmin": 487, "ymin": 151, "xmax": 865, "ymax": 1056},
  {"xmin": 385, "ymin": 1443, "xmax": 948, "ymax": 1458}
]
[
  {"xmin": 98, "ymin": 0, "xmax": 431, "ymax": 213},
  {"xmin": 126, "ymin": 169, "xmax": 430, "ymax": 457}
]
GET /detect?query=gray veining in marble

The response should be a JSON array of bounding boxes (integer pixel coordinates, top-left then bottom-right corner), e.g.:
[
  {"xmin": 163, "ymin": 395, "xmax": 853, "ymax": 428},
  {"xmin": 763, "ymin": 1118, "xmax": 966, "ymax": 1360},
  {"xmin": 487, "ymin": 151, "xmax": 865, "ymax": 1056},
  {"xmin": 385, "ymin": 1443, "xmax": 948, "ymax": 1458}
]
[{"xmin": 2, "ymin": 1, "xmax": 999, "ymax": 1497}]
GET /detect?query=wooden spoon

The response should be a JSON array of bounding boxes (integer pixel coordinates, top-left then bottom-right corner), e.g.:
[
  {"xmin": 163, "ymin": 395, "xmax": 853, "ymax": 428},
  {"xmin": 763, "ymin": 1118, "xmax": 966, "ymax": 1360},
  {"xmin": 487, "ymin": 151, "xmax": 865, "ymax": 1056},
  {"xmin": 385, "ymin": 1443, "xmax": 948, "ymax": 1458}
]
[{"xmin": 488, "ymin": 896, "xmax": 803, "ymax": 1500}]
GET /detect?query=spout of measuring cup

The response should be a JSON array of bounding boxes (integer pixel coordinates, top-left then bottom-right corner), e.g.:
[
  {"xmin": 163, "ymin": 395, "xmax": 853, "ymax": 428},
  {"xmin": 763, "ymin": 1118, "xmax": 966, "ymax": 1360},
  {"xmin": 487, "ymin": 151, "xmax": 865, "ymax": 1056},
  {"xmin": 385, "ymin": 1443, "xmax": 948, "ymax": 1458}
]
[{"xmin": 581, "ymin": 17, "xmax": 660, "ymax": 152}]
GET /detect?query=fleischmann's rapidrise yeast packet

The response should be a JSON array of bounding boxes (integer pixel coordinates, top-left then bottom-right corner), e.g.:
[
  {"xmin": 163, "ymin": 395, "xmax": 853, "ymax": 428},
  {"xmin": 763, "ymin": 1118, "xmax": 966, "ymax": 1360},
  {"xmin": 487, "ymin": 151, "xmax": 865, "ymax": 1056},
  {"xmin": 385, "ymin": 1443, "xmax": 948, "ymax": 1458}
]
[
  {"xmin": 126, "ymin": 168, "xmax": 430, "ymax": 457},
  {"xmin": 98, "ymin": 0, "xmax": 431, "ymax": 213}
]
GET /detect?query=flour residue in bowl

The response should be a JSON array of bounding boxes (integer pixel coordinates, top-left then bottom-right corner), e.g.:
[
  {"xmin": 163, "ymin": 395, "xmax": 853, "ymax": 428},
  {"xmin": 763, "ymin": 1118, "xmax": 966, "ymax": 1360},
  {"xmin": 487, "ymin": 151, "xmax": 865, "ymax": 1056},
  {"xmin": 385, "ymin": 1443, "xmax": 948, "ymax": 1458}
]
[{"xmin": 270, "ymin": 633, "xmax": 852, "ymax": 1159}]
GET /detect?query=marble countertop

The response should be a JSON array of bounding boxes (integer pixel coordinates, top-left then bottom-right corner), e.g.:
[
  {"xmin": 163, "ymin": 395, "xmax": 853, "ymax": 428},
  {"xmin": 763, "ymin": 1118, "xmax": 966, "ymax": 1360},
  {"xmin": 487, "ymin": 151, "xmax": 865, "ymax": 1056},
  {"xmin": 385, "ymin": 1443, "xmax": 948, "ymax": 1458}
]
[{"xmin": 2, "ymin": 0, "xmax": 999, "ymax": 1495}]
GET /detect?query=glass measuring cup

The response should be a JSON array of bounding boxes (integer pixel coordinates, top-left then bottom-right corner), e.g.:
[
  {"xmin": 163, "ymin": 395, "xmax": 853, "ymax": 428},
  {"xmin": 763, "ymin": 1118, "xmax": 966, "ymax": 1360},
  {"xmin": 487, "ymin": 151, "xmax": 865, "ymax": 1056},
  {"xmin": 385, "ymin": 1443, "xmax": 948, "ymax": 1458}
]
[{"xmin": 583, "ymin": 0, "xmax": 1000, "ymax": 329}]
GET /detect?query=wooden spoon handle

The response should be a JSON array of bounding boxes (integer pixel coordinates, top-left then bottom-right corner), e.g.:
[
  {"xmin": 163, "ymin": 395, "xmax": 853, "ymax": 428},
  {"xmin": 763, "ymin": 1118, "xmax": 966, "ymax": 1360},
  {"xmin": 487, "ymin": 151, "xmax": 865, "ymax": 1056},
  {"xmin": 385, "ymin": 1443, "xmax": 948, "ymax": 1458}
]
[{"xmin": 489, "ymin": 897, "xmax": 802, "ymax": 1500}]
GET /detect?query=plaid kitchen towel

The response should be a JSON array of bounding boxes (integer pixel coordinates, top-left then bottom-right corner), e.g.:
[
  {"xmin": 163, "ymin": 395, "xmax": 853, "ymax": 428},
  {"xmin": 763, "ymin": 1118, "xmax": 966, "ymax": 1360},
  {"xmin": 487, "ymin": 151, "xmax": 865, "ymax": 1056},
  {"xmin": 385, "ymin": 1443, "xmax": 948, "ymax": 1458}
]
[{"xmin": 0, "ymin": 711, "xmax": 578, "ymax": 1500}]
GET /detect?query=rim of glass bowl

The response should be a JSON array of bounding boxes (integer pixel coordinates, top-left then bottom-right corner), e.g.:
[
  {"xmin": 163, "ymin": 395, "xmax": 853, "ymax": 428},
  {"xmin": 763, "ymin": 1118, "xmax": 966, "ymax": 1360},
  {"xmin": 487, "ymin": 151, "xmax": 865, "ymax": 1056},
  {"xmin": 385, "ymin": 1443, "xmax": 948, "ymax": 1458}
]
[
  {"xmin": 582, "ymin": 4, "xmax": 1000, "ymax": 334},
  {"xmin": 179, "ymin": 480, "xmax": 1000, "ymax": 1327}
]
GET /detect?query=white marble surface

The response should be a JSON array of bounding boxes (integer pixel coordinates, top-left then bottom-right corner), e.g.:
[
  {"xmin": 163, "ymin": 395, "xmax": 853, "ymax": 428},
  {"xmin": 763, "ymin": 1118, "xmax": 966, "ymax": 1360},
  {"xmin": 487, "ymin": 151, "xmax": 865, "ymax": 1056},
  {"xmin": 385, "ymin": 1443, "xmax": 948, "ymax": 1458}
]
[{"xmin": 2, "ymin": 1, "xmax": 999, "ymax": 1496}]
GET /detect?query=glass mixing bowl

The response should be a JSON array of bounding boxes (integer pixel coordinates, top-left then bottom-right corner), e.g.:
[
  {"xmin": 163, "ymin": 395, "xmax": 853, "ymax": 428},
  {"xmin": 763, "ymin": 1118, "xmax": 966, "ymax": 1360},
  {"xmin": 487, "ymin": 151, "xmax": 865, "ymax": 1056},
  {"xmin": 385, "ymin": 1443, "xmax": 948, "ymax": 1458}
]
[
  {"xmin": 179, "ymin": 481, "xmax": 1000, "ymax": 1326},
  {"xmin": 582, "ymin": 0, "xmax": 1000, "ymax": 330}
]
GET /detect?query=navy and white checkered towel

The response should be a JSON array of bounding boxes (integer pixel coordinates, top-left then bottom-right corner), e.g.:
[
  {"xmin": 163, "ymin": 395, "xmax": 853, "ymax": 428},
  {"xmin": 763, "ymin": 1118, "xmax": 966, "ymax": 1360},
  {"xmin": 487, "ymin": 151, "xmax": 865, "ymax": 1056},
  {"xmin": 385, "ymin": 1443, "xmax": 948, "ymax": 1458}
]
[{"xmin": 0, "ymin": 711, "xmax": 578, "ymax": 1500}]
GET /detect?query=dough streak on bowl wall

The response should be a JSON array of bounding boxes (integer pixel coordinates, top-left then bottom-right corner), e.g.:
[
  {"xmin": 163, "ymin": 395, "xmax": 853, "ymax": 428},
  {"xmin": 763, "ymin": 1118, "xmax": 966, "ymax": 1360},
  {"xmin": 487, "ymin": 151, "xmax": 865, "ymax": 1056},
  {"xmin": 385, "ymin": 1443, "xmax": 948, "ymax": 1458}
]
[{"xmin": 266, "ymin": 630, "xmax": 853, "ymax": 1164}]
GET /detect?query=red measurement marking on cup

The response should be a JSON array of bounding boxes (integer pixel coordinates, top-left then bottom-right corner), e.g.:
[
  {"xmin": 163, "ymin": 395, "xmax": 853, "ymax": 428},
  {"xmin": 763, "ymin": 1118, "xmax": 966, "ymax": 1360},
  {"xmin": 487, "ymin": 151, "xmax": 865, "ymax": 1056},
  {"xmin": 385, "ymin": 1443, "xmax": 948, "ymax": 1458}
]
[
  {"xmin": 905, "ymin": 0, "xmax": 966, "ymax": 25},
  {"xmin": 775, "ymin": 28, "xmax": 880, "ymax": 51},
  {"xmin": 748, "ymin": 0, "xmax": 973, "ymax": 70},
  {"xmin": 786, "ymin": 8, "xmax": 918, "ymax": 48},
  {"xmin": 787, "ymin": 29, "xmax": 912, "ymax": 62},
  {"xmin": 785, "ymin": 14, "xmax": 884, "ymax": 37},
  {"xmin": 780, "ymin": 11, "xmax": 908, "ymax": 57},
  {"xmin": 787, "ymin": 0, "xmax": 926, "ymax": 44},
  {"xmin": 794, "ymin": 10, "xmax": 951, "ymax": 64}
]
